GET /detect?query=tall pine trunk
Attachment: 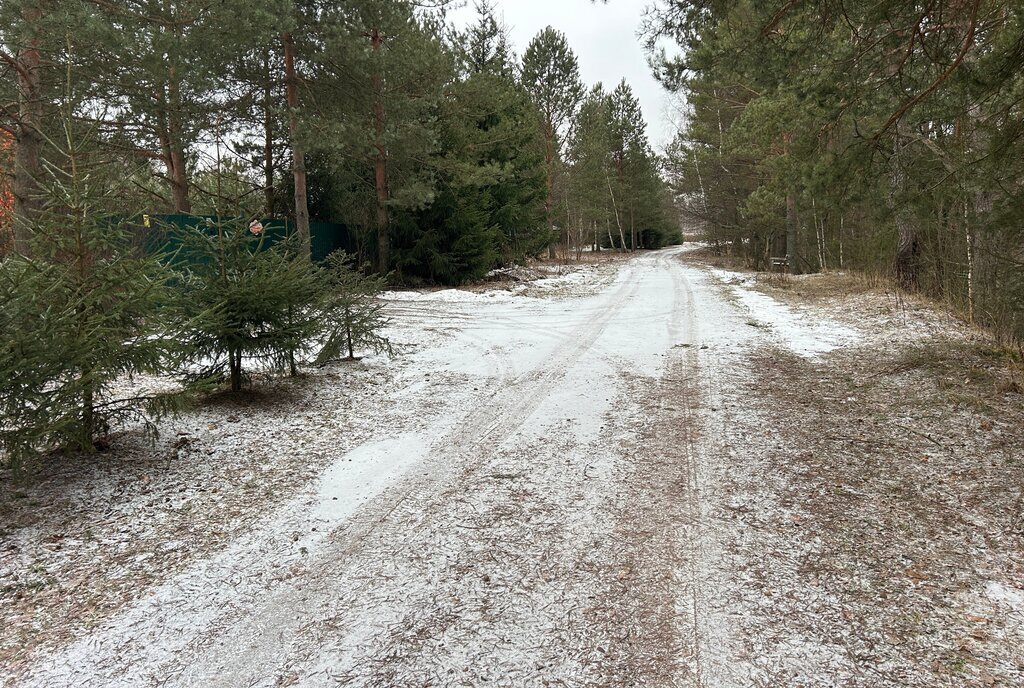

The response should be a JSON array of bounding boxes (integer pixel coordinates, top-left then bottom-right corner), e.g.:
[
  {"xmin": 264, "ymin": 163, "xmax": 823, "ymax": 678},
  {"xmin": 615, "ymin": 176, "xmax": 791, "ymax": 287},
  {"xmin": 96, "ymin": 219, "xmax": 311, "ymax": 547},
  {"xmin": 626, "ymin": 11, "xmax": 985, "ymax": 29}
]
[
  {"xmin": 370, "ymin": 28, "xmax": 390, "ymax": 274},
  {"xmin": 891, "ymin": 119, "xmax": 919, "ymax": 290},
  {"xmin": 263, "ymin": 51, "xmax": 275, "ymax": 216},
  {"xmin": 166, "ymin": 63, "xmax": 192, "ymax": 214},
  {"xmin": 12, "ymin": 4, "xmax": 43, "ymax": 254},
  {"xmin": 544, "ymin": 126, "xmax": 555, "ymax": 259},
  {"xmin": 282, "ymin": 32, "xmax": 311, "ymax": 260}
]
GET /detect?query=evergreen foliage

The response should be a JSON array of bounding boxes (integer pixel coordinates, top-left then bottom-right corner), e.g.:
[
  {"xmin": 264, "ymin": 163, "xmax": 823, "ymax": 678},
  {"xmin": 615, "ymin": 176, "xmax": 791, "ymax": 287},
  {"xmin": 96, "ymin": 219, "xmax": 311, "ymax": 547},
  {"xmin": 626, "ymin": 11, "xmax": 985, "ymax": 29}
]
[
  {"xmin": 172, "ymin": 218, "xmax": 321, "ymax": 393},
  {"xmin": 315, "ymin": 252, "xmax": 393, "ymax": 364},
  {"xmin": 647, "ymin": 0, "xmax": 1024, "ymax": 339},
  {"xmin": 396, "ymin": 5, "xmax": 548, "ymax": 284},
  {"xmin": 1, "ymin": 0, "xmax": 682, "ymax": 474},
  {"xmin": 0, "ymin": 122, "xmax": 179, "ymax": 473}
]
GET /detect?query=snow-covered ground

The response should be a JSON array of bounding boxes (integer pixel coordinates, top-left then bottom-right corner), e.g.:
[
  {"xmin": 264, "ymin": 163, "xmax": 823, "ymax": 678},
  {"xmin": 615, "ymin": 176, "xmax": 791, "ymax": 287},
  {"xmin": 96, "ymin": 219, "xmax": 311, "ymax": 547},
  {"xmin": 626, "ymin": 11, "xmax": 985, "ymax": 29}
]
[{"xmin": 3, "ymin": 247, "xmax": 1022, "ymax": 687}]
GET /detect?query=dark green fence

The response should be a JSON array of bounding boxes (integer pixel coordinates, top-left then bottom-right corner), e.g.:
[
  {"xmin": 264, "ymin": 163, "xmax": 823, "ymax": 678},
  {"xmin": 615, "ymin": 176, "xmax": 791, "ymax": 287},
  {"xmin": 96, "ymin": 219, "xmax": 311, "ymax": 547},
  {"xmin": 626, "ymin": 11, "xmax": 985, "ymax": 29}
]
[{"xmin": 133, "ymin": 214, "xmax": 356, "ymax": 263}]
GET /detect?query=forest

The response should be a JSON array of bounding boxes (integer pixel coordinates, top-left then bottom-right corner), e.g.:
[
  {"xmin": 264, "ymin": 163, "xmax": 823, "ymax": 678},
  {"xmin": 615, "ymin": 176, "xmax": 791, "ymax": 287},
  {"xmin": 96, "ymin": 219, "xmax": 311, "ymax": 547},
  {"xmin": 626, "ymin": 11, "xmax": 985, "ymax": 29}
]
[
  {"xmin": 649, "ymin": 0, "xmax": 1024, "ymax": 344},
  {"xmin": 4, "ymin": 2, "xmax": 1024, "ymax": 684},
  {"xmin": 0, "ymin": 0, "xmax": 679, "ymax": 280}
]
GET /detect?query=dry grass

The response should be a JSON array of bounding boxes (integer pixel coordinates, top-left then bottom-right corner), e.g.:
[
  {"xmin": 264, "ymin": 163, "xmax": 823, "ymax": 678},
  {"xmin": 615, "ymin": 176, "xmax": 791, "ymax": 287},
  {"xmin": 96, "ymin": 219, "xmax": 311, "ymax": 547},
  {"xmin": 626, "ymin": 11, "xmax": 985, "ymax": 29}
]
[{"xmin": 727, "ymin": 341, "xmax": 1024, "ymax": 686}]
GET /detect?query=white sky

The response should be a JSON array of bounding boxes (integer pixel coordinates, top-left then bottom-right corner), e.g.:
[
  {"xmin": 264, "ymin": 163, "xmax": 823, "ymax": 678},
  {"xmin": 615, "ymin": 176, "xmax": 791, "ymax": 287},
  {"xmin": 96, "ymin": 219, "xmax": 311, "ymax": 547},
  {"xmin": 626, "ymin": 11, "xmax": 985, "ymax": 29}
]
[{"xmin": 448, "ymin": 0, "xmax": 677, "ymax": 150}]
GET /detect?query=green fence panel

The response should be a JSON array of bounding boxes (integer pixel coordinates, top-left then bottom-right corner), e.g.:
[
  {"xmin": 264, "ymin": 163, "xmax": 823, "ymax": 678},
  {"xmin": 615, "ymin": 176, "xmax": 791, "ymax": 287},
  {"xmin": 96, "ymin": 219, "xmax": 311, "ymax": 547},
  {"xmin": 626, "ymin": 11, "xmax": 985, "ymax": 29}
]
[{"xmin": 132, "ymin": 214, "xmax": 353, "ymax": 263}]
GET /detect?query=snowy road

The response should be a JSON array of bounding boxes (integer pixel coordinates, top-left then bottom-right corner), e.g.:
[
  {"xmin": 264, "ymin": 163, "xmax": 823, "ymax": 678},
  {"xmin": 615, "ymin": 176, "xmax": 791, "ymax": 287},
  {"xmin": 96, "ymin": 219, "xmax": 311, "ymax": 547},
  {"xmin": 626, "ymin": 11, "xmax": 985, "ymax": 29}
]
[
  {"xmin": 16, "ymin": 247, "xmax": 1023, "ymax": 687},
  {"xmin": 19, "ymin": 247, "xmax": 750, "ymax": 686}
]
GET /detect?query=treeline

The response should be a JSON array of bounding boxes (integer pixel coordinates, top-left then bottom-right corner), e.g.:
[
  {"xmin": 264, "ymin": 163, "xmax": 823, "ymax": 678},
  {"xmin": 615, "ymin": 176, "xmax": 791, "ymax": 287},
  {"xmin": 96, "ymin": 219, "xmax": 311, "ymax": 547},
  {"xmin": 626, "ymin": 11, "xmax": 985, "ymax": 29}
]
[
  {"xmin": 1, "ymin": 0, "xmax": 679, "ymax": 285},
  {"xmin": 648, "ymin": 1, "xmax": 1024, "ymax": 341}
]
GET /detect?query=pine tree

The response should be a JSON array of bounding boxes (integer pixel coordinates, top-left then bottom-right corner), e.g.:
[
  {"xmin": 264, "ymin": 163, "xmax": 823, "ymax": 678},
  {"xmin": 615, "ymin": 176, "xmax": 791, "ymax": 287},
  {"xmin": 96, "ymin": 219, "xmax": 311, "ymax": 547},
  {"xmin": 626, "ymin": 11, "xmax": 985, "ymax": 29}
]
[
  {"xmin": 647, "ymin": 0, "xmax": 1024, "ymax": 338},
  {"xmin": 307, "ymin": 0, "xmax": 453, "ymax": 275},
  {"xmin": 521, "ymin": 27, "xmax": 585, "ymax": 257},
  {"xmin": 397, "ymin": 2, "xmax": 546, "ymax": 283}
]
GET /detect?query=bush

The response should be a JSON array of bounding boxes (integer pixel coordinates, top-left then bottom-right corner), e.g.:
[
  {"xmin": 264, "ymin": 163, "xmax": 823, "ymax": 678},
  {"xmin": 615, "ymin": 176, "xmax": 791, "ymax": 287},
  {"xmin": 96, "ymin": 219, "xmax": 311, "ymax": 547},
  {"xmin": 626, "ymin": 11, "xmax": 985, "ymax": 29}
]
[{"xmin": 172, "ymin": 222, "xmax": 394, "ymax": 391}]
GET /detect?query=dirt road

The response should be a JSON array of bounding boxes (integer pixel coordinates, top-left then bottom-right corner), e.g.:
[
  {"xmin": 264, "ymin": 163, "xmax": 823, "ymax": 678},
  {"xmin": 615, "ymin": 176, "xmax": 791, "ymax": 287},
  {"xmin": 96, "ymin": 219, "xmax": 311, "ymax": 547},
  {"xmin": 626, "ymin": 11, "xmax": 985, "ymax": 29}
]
[{"xmin": 8, "ymin": 247, "xmax": 1024, "ymax": 687}]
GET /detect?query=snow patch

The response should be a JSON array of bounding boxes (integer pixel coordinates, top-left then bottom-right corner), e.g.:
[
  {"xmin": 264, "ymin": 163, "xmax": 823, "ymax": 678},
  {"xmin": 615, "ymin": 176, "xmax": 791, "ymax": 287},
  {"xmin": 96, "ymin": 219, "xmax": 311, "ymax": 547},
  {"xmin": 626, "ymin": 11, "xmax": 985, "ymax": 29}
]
[
  {"xmin": 709, "ymin": 268, "xmax": 860, "ymax": 358},
  {"xmin": 986, "ymin": 581, "xmax": 1024, "ymax": 612}
]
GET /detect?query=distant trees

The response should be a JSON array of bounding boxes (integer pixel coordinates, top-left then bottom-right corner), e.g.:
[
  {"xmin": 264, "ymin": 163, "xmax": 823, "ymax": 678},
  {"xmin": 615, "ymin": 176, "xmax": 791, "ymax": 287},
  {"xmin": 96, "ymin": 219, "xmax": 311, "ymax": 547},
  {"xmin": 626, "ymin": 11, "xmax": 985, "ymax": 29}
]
[
  {"xmin": 0, "ymin": 0, "xmax": 680, "ymax": 278},
  {"xmin": 405, "ymin": 3, "xmax": 548, "ymax": 283},
  {"xmin": 647, "ymin": 0, "xmax": 1024, "ymax": 340},
  {"xmin": 521, "ymin": 26, "xmax": 585, "ymax": 255},
  {"xmin": 0, "ymin": 0, "xmax": 684, "ymax": 471}
]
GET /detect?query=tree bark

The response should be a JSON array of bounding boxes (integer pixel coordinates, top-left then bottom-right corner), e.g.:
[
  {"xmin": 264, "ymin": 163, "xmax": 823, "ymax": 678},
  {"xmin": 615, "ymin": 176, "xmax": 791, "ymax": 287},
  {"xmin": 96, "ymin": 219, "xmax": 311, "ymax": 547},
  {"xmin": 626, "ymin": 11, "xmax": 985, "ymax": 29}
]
[
  {"xmin": 630, "ymin": 207, "xmax": 636, "ymax": 251},
  {"xmin": 12, "ymin": 4, "xmax": 43, "ymax": 254},
  {"xmin": 230, "ymin": 348, "xmax": 242, "ymax": 392},
  {"xmin": 785, "ymin": 191, "xmax": 799, "ymax": 274},
  {"xmin": 263, "ymin": 51, "xmax": 275, "ymax": 216},
  {"xmin": 370, "ymin": 28, "xmax": 390, "ymax": 274},
  {"xmin": 891, "ymin": 120, "xmax": 919, "ymax": 290},
  {"xmin": 282, "ymin": 31, "xmax": 311, "ymax": 260},
  {"xmin": 165, "ymin": 61, "xmax": 192, "ymax": 214},
  {"xmin": 544, "ymin": 125, "xmax": 555, "ymax": 259},
  {"xmin": 781, "ymin": 131, "xmax": 799, "ymax": 274}
]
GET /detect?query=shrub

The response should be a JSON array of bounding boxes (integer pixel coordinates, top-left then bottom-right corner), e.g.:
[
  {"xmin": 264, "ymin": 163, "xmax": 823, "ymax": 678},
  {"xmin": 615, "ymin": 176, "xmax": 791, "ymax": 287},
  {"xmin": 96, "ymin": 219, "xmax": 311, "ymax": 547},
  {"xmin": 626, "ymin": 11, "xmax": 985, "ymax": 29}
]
[{"xmin": 316, "ymin": 252, "xmax": 393, "ymax": 363}]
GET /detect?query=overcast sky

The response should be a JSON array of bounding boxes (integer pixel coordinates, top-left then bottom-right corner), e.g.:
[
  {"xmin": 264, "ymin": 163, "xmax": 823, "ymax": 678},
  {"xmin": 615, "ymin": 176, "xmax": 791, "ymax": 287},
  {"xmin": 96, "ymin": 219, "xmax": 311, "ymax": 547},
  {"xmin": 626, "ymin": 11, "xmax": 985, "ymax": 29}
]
[{"xmin": 447, "ymin": 0, "xmax": 678, "ymax": 151}]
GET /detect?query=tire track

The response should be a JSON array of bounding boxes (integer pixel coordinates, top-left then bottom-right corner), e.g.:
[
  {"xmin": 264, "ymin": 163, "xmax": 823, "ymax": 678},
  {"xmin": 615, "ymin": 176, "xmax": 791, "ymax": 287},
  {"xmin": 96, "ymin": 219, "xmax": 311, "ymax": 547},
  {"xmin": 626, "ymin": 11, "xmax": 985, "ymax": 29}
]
[
  {"xmin": 178, "ymin": 261, "xmax": 648, "ymax": 684},
  {"xmin": 34, "ymin": 259, "xmax": 647, "ymax": 687}
]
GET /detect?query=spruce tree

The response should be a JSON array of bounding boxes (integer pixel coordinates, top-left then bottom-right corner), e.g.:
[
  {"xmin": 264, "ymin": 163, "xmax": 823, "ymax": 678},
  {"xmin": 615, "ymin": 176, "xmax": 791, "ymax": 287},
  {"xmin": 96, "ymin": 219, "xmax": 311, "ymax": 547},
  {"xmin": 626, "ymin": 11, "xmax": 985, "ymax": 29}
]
[
  {"xmin": 400, "ymin": 2, "xmax": 546, "ymax": 283},
  {"xmin": 316, "ymin": 253, "xmax": 393, "ymax": 363},
  {"xmin": 0, "ymin": 117, "xmax": 179, "ymax": 474},
  {"xmin": 172, "ymin": 218, "xmax": 321, "ymax": 393}
]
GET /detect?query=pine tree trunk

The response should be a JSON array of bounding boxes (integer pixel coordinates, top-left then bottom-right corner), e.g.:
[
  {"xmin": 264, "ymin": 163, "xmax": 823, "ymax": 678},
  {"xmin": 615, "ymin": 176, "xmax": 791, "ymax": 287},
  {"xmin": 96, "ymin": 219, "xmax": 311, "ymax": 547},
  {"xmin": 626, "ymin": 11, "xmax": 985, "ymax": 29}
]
[
  {"xmin": 891, "ymin": 119, "xmax": 920, "ymax": 290},
  {"xmin": 166, "ymin": 63, "xmax": 192, "ymax": 214},
  {"xmin": 263, "ymin": 51, "xmax": 275, "ymax": 216},
  {"xmin": 282, "ymin": 32, "xmax": 311, "ymax": 261},
  {"xmin": 545, "ymin": 131, "xmax": 555, "ymax": 259},
  {"xmin": 12, "ymin": 5, "xmax": 43, "ymax": 254},
  {"xmin": 369, "ymin": 28, "xmax": 391, "ymax": 274}
]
